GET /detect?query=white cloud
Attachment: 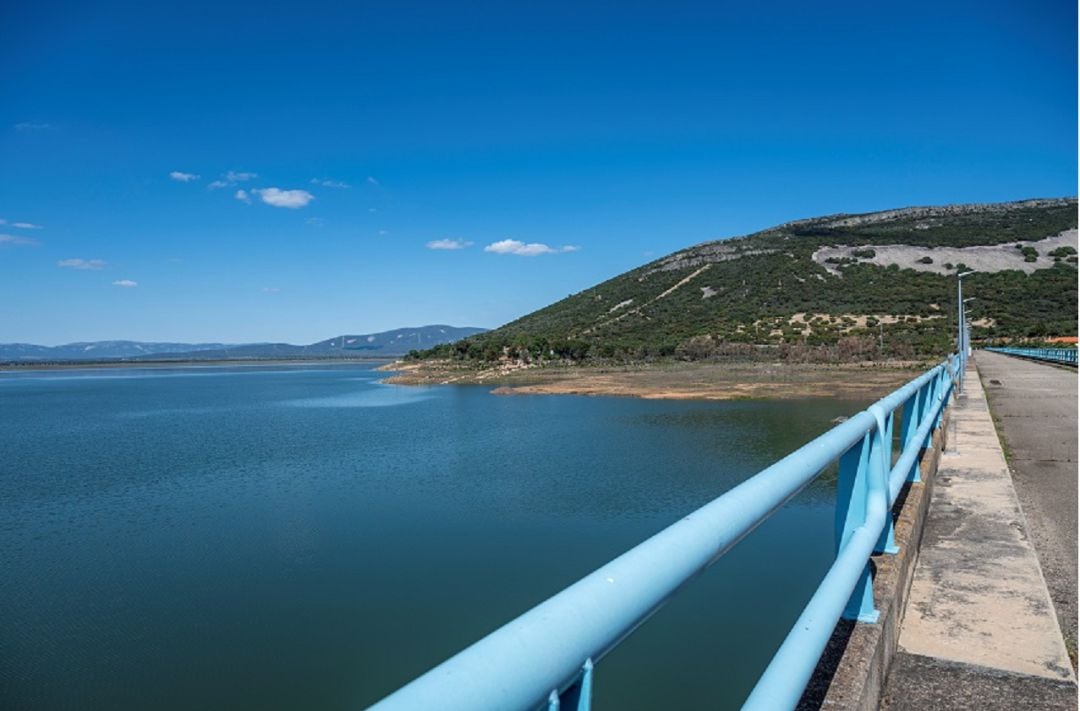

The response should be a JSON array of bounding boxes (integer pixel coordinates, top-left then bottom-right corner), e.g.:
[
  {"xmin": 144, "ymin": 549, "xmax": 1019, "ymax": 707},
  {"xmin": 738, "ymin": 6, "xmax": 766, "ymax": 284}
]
[
  {"xmin": 305, "ymin": 217, "xmax": 325, "ymax": 226},
  {"xmin": 58, "ymin": 258, "xmax": 107, "ymax": 270},
  {"xmin": 310, "ymin": 178, "xmax": 350, "ymax": 188},
  {"xmin": 14, "ymin": 122, "xmax": 54, "ymax": 131},
  {"xmin": 483, "ymin": 239, "xmax": 580, "ymax": 257},
  {"xmin": 112, "ymin": 279, "xmax": 138, "ymax": 288},
  {"xmin": 169, "ymin": 171, "xmax": 200, "ymax": 182},
  {"xmin": 262, "ymin": 287, "xmax": 281, "ymax": 293},
  {"xmin": 0, "ymin": 219, "xmax": 5, "ymax": 225},
  {"xmin": 255, "ymin": 187, "xmax": 315, "ymax": 208},
  {"xmin": 12, "ymin": 222, "xmax": 42, "ymax": 229},
  {"xmin": 209, "ymin": 170, "xmax": 258, "ymax": 189},
  {"xmin": 0, "ymin": 234, "xmax": 39, "ymax": 246},
  {"xmin": 426, "ymin": 238, "xmax": 473, "ymax": 250},
  {"xmin": 366, "ymin": 176, "xmax": 380, "ymax": 186},
  {"xmin": 235, "ymin": 189, "xmax": 251, "ymax": 204}
]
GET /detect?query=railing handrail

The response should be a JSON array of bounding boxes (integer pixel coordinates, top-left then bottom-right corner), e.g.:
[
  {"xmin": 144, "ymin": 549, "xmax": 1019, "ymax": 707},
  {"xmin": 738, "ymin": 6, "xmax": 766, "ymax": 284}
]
[
  {"xmin": 986, "ymin": 346, "xmax": 1078, "ymax": 366},
  {"xmin": 369, "ymin": 357, "xmax": 958, "ymax": 711}
]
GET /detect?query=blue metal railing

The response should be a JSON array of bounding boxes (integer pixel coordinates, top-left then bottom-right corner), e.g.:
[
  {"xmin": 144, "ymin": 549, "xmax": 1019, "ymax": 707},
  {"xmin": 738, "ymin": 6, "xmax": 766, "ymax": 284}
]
[
  {"xmin": 370, "ymin": 357, "xmax": 960, "ymax": 711},
  {"xmin": 985, "ymin": 346, "xmax": 1078, "ymax": 366}
]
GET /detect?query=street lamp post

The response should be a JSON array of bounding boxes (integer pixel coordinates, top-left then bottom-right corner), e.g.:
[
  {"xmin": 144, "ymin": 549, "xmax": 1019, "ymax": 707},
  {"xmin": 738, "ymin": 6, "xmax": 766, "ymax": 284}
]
[{"xmin": 957, "ymin": 271, "xmax": 975, "ymax": 391}]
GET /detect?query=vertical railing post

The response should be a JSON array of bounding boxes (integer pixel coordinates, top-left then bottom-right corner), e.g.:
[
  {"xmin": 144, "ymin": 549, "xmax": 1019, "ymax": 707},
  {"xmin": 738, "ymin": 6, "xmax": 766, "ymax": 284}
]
[
  {"xmin": 551, "ymin": 659, "xmax": 593, "ymax": 711},
  {"xmin": 900, "ymin": 387, "xmax": 923, "ymax": 482},
  {"xmin": 923, "ymin": 372, "xmax": 940, "ymax": 448},
  {"xmin": 919, "ymin": 379, "xmax": 933, "ymax": 429},
  {"xmin": 872, "ymin": 404, "xmax": 899, "ymax": 555},
  {"xmin": 933, "ymin": 366, "xmax": 947, "ymax": 430},
  {"xmin": 836, "ymin": 431, "xmax": 880, "ymax": 622}
]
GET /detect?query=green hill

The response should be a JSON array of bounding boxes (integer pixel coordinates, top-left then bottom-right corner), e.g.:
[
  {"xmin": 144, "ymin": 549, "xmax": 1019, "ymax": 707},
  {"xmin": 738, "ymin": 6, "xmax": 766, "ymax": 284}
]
[{"xmin": 421, "ymin": 198, "xmax": 1078, "ymax": 363}]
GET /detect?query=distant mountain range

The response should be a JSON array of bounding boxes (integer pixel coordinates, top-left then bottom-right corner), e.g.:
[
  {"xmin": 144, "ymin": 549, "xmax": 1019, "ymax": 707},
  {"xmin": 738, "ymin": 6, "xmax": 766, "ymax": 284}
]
[{"xmin": 0, "ymin": 326, "xmax": 487, "ymax": 363}]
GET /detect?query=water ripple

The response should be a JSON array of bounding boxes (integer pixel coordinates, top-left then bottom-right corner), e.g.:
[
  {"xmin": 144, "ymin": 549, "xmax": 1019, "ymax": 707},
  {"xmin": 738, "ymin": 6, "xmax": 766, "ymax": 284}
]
[{"xmin": 283, "ymin": 383, "xmax": 434, "ymax": 408}]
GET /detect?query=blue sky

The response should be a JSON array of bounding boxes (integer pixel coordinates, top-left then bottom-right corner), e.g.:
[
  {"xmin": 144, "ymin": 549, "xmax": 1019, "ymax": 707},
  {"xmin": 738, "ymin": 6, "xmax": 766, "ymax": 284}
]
[{"xmin": 1, "ymin": 0, "xmax": 1076, "ymax": 345}]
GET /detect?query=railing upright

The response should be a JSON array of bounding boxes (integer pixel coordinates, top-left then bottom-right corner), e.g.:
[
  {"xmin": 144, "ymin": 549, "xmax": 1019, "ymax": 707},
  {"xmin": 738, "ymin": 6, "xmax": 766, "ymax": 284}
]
[{"xmin": 899, "ymin": 385, "xmax": 923, "ymax": 483}]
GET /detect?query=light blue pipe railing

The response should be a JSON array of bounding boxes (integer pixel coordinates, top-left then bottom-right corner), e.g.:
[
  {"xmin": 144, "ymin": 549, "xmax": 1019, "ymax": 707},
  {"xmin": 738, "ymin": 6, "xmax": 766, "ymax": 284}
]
[
  {"xmin": 985, "ymin": 346, "xmax": 1078, "ymax": 366},
  {"xmin": 369, "ymin": 357, "xmax": 959, "ymax": 711}
]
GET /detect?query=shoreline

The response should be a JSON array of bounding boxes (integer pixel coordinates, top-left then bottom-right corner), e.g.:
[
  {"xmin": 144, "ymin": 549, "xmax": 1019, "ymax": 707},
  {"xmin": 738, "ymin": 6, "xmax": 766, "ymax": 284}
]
[
  {"xmin": 5, "ymin": 356, "xmax": 932, "ymax": 402},
  {"xmin": 379, "ymin": 359, "xmax": 931, "ymax": 401}
]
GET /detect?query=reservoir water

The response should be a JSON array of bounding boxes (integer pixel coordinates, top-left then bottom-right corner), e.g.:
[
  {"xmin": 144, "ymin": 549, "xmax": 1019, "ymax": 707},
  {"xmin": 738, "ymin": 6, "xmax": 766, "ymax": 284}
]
[{"xmin": 1, "ymin": 363, "xmax": 869, "ymax": 709}]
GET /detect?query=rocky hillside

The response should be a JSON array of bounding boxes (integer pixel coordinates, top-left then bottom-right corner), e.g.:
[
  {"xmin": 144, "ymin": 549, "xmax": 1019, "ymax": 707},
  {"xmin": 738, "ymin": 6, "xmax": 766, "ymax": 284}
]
[{"xmin": 422, "ymin": 198, "xmax": 1077, "ymax": 362}]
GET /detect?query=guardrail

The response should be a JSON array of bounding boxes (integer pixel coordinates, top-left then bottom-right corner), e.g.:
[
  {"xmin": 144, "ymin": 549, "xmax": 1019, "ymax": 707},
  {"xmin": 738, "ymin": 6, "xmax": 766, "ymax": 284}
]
[
  {"xmin": 985, "ymin": 346, "xmax": 1078, "ymax": 366},
  {"xmin": 370, "ymin": 357, "xmax": 960, "ymax": 711}
]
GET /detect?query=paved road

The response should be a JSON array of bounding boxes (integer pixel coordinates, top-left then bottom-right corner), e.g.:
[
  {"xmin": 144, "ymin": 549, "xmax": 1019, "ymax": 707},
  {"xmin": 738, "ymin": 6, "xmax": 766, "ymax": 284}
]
[{"xmin": 977, "ymin": 350, "xmax": 1078, "ymax": 667}]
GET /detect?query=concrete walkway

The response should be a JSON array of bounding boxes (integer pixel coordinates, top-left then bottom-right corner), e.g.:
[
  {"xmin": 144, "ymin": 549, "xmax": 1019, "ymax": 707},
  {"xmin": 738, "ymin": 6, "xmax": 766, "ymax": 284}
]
[
  {"xmin": 977, "ymin": 350, "xmax": 1077, "ymax": 667},
  {"xmin": 882, "ymin": 360, "xmax": 1076, "ymax": 709}
]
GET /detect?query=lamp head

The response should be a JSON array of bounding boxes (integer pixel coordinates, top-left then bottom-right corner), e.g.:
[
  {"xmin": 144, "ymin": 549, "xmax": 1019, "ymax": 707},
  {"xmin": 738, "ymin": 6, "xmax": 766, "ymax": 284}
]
[{"xmin": 958, "ymin": 270, "xmax": 976, "ymax": 278}]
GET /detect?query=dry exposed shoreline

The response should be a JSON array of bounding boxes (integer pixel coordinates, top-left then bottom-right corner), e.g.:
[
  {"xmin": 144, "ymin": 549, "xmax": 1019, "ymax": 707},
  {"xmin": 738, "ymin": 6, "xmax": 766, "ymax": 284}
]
[{"xmin": 380, "ymin": 359, "xmax": 930, "ymax": 401}]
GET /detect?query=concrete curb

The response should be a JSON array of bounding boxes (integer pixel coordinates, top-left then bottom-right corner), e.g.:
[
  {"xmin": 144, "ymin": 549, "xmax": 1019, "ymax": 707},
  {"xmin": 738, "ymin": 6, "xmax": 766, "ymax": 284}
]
[{"xmin": 797, "ymin": 408, "xmax": 950, "ymax": 710}]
